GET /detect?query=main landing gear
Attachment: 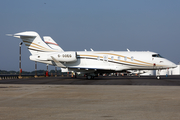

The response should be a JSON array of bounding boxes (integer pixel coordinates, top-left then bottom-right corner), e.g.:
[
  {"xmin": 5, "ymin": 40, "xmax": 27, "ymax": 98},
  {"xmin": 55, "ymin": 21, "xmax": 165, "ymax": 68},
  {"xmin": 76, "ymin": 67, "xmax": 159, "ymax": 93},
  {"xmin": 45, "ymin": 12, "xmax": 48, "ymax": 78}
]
[
  {"xmin": 156, "ymin": 69, "xmax": 161, "ymax": 79},
  {"xmin": 86, "ymin": 75, "xmax": 94, "ymax": 80}
]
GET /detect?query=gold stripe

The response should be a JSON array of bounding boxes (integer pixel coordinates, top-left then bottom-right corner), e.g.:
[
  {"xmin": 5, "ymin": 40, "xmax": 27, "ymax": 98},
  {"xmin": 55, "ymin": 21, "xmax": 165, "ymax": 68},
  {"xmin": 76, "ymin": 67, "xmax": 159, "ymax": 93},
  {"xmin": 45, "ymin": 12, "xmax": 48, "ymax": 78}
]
[
  {"xmin": 80, "ymin": 53, "xmax": 156, "ymax": 66},
  {"xmin": 80, "ymin": 54, "xmax": 149, "ymax": 66},
  {"xmin": 29, "ymin": 45, "xmax": 55, "ymax": 52},
  {"xmin": 113, "ymin": 59, "xmax": 152, "ymax": 66},
  {"xmin": 80, "ymin": 55, "xmax": 99, "ymax": 58},
  {"xmin": 29, "ymin": 43, "xmax": 58, "ymax": 52},
  {"xmin": 32, "ymin": 43, "xmax": 52, "ymax": 51},
  {"xmin": 29, "ymin": 45, "xmax": 46, "ymax": 51},
  {"xmin": 22, "ymin": 39, "xmax": 58, "ymax": 52},
  {"xmin": 98, "ymin": 53, "xmax": 124, "ymax": 57},
  {"xmin": 96, "ymin": 52, "xmax": 153, "ymax": 65},
  {"xmin": 134, "ymin": 59, "xmax": 152, "ymax": 65}
]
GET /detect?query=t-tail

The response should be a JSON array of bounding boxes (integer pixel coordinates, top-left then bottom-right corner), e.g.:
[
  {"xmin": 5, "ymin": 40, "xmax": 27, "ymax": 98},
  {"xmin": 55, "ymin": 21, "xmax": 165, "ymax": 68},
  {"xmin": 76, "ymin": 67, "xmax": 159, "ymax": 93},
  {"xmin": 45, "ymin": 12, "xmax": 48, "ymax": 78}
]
[{"xmin": 13, "ymin": 31, "xmax": 59, "ymax": 55}]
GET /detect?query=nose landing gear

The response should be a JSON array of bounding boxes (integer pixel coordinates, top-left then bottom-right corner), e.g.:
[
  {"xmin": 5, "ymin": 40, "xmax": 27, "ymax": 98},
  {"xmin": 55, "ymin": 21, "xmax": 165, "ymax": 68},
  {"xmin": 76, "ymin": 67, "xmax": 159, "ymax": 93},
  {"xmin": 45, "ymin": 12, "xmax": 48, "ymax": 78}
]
[
  {"xmin": 156, "ymin": 76, "xmax": 160, "ymax": 79},
  {"xmin": 156, "ymin": 69, "xmax": 161, "ymax": 79}
]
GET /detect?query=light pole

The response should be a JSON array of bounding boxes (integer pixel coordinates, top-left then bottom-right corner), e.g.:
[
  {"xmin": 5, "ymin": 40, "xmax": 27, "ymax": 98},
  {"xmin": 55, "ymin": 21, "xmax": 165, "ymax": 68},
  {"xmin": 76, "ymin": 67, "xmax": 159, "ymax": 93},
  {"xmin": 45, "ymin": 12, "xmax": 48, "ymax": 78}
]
[
  {"xmin": 55, "ymin": 66, "xmax": 57, "ymax": 77},
  {"xmin": 19, "ymin": 42, "xmax": 23, "ymax": 79},
  {"xmin": 34, "ymin": 61, "xmax": 38, "ymax": 78},
  {"xmin": 179, "ymin": 62, "xmax": 180, "ymax": 75}
]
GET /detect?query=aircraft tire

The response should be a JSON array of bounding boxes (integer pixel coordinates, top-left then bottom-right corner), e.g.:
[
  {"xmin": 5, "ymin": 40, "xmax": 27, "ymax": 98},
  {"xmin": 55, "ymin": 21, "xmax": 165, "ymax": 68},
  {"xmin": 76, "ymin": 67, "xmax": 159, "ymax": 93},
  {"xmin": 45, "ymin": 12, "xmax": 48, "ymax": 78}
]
[{"xmin": 86, "ymin": 75, "xmax": 92, "ymax": 80}]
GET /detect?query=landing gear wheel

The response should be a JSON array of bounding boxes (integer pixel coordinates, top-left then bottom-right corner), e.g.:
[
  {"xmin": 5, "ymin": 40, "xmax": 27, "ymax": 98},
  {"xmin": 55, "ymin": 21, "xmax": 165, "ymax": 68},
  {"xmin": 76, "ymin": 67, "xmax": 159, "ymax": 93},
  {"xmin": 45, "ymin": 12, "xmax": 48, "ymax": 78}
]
[
  {"xmin": 156, "ymin": 76, "xmax": 160, "ymax": 79},
  {"xmin": 86, "ymin": 75, "xmax": 92, "ymax": 80}
]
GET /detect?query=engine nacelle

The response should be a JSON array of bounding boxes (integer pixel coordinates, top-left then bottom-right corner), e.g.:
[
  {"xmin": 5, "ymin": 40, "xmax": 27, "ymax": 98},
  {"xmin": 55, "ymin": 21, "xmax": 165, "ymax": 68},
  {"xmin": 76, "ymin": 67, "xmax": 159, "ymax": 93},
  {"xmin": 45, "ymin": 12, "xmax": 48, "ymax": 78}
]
[
  {"xmin": 30, "ymin": 52, "xmax": 77, "ymax": 62},
  {"xmin": 49, "ymin": 52, "xmax": 77, "ymax": 62}
]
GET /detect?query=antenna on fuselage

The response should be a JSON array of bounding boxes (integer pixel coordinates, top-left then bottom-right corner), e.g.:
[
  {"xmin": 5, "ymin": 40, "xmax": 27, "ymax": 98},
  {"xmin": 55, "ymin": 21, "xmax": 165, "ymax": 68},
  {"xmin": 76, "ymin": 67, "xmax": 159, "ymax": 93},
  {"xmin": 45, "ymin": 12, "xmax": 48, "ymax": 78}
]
[
  {"xmin": 90, "ymin": 48, "xmax": 94, "ymax": 51},
  {"xmin": 127, "ymin": 48, "xmax": 130, "ymax": 52}
]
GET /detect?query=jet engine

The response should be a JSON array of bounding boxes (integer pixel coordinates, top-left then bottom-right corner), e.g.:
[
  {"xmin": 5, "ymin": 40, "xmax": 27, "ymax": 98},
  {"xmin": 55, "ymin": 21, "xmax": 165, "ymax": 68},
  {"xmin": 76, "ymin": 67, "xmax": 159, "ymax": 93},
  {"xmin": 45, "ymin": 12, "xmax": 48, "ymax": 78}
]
[
  {"xmin": 30, "ymin": 52, "xmax": 77, "ymax": 62},
  {"xmin": 50, "ymin": 52, "xmax": 77, "ymax": 62}
]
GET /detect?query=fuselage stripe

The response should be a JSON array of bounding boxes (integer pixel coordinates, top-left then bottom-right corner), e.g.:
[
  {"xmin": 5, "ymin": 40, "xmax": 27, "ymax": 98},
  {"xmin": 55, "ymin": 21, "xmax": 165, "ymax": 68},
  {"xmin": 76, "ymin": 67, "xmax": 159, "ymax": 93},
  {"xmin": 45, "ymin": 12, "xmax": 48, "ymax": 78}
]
[
  {"xmin": 45, "ymin": 41, "xmax": 59, "ymax": 46},
  {"xmin": 78, "ymin": 54, "xmax": 163, "ymax": 67},
  {"xmin": 79, "ymin": 57, "xmax": 151, "ymax": 67},
  {"xmin": 96, "ymin": 53, "xmax": 152, "ymax": 65}
]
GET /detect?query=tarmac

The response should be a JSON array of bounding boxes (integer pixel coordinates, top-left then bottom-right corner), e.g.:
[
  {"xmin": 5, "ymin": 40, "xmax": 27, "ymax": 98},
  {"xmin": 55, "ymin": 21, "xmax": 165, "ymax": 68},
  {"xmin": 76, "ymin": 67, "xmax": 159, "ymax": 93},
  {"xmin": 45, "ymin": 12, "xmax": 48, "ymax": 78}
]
[{"xmin": 0, "ymin": 76, "xmax": 180, "ymax": 120}]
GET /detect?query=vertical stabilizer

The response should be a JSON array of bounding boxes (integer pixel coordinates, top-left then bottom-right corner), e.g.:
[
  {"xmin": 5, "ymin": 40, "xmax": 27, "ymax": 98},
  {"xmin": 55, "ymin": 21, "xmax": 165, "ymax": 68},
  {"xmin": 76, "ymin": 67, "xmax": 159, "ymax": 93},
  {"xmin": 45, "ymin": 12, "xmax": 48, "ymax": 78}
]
[
  {"xmin": 43, "ymin": 36, "xmax": 64, "ymax": 52},
  {"xmin": 14, "ymin": 31, "xmax": 57, "ymax": 55}
]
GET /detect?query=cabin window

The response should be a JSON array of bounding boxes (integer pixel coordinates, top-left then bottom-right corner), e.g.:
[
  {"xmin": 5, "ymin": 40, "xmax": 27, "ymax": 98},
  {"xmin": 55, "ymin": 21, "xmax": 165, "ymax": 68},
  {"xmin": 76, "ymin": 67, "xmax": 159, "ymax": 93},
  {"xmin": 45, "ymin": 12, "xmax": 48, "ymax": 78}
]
[
  {"xmin": 97, "ymin": 56, "xmax": 100, "ymax": 61},
  {"xmin": 131, "ymin": 56, "xmax": 134, "ymax": 61},
  {"xmin": 118, "ymin": 56, "xmax": 120, "ymax": 61},
  {"xmin": 104, "ymin": 56, "xmax": 108, "ymax": 62},
  {"xmin": 124, "ymin": 56, "xmax": 127, "ymax": 61},
  {"xmin": 111, "ymin": 56, "xmax": 114, "ymax": 60}
]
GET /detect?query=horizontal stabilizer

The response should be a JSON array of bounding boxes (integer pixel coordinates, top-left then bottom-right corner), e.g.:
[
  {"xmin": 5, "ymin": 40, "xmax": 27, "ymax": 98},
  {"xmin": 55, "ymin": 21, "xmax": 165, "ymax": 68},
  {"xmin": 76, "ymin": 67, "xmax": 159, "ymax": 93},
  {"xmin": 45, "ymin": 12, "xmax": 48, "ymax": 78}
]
[
  {"xmin": 11, "ymin": 31, "xmax": 57, "ymax": 55},
  {"xmin": 14, "ymin": 31, "xmax": 38, "ymax": 37}
]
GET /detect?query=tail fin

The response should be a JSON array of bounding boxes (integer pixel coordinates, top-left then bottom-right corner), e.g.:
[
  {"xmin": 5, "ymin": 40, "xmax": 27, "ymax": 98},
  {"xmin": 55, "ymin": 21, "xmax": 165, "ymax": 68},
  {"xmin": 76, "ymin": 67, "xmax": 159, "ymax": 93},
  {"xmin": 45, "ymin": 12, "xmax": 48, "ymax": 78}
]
[
  {"xmin": 14, "ymin": 31, "xmax": 57, "ymax": 55},
  {"xmin": 43, "ymin": 36, "xmax": 64, "ymax": 52}
]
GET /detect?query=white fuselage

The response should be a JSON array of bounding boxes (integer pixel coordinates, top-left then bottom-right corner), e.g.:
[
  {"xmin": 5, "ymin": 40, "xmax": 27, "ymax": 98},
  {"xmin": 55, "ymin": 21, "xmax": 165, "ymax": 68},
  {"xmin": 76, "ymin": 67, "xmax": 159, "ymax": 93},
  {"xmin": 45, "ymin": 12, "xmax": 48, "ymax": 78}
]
[{"xmin": 30, "ymin": 51, "xmax": 176, "ymax": 74}]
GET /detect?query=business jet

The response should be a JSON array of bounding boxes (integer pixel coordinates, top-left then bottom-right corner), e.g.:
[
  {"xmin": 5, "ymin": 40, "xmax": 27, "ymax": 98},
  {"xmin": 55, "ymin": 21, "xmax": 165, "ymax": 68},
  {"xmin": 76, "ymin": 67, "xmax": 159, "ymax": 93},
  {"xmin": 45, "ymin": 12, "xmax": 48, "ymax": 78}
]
[{"xmin": 11, "ymin": 31, "xmax": 176, "ymax": 79}]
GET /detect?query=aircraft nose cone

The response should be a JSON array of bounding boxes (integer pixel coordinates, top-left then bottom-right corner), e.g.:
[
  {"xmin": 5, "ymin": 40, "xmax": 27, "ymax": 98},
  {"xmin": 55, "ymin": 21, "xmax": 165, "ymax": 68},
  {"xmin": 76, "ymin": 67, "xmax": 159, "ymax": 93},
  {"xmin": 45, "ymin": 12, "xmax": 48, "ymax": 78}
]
[
  {"xmin": 173, "ymin": 63, "xmax": 177, "ymax": 68},
  {"xmin": 171, "ymin": 62, "xmax": 177, "ymax": 68}
]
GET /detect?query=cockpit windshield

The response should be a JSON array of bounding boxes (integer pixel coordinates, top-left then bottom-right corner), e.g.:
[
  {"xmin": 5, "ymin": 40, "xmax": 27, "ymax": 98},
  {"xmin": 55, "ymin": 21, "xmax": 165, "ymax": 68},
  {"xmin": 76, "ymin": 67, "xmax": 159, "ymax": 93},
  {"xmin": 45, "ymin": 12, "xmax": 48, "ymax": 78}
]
[{"xmin": 152, "ymin": 54, "xmax": 163, "ymax": 58}]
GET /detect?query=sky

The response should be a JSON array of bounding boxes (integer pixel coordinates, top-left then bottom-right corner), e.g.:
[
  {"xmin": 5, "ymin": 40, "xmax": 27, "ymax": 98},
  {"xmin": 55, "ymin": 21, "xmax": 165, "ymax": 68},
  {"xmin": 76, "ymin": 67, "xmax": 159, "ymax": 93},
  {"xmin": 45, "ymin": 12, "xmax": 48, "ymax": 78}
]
[{"xmin": 0, "ymin": 0, "xmax": 180, "ymax": 71}]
